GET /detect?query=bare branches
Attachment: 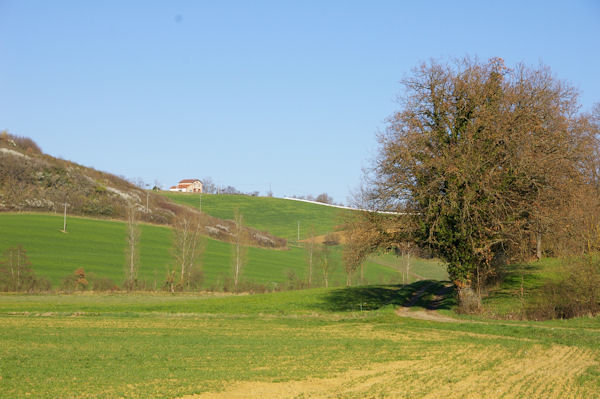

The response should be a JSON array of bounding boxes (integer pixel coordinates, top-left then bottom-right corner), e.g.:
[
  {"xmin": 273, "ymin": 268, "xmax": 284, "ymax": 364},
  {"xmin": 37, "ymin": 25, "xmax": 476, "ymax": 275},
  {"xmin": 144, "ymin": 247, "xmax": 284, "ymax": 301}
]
[{"xmin": 172, "ymin": 213, "xmax": 205, "ymax": 291}]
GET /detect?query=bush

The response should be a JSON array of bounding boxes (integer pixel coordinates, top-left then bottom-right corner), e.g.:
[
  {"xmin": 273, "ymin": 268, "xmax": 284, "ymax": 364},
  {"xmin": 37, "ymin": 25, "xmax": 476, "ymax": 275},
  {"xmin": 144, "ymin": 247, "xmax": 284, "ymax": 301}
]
[
  {"xmin": 0, "ymin": 245, "xmax": 50, "ymax": 292},
  {"xmin": 89, "ymin": 274, "xmax": 119, "ymax": 291},
  {"xmin": 323, "ymin": 233, "xmax": 340, "ymax": 246},
  {"xmin": 284, "ymin": 269, "xmax": 306, "ymax": 290},
  {"xmin": 61, "ymin": 268, "xmax": 89, "ymax": 292},
  {"xmin": 526, "ymin": 255, "xmax": 600, "ymax": 320}
]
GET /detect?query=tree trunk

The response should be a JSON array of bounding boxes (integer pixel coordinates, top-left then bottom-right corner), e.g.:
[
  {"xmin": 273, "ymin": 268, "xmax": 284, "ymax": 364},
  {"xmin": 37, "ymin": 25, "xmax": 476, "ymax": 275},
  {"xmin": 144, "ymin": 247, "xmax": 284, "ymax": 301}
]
[{"xmin": 536, "ymin": 231, "xmax": 542, "ymax": 260}]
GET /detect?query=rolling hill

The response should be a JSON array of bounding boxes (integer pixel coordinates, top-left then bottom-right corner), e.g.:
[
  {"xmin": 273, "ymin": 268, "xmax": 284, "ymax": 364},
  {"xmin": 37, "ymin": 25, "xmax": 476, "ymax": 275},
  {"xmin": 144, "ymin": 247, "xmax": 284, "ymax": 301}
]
[
  {"xmin": 0, "ymin": 213, "xmax": 446, "ymax": 289},
  {"xmin": 162, "ymin": 192, "xmax": 352, "ymax": 241},
  {"xmin": 0, "ymin": 133, "xmax": 447, "ymax": 290}
]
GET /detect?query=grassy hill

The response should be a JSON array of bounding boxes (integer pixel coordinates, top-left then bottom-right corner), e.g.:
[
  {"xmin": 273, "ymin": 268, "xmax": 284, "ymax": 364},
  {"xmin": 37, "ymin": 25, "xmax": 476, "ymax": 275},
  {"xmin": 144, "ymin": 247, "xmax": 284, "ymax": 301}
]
[
  {"xmin": 0, "ymin": 213, "xmax": 446, "ymax": 289},
  {"xmin": 162, "ymin": 192, "xmax": 353, "ymax": 241}
]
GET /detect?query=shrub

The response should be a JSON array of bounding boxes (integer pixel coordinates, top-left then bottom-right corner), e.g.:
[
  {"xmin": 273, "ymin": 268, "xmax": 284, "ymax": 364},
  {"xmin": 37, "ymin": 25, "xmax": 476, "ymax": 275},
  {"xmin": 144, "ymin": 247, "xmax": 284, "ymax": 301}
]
[
  {"xmin": 284, "ymin": 269, "xmax": 306, "ymax": 290},
  {"xmin": 0, "ymin": 245, "xmax": 49, "ymax": 292},
  {"xmin": 88, "ymin": 273, "xmax": 119, "ymax": 291},
  {"xmin": 526, "ymin": 255, "xmax": 600, "ymax": 320},
  {"xmin": 186, "ymin": 268, "xmax": 204, "ymax": 291},
  {"xmin": 61, "ymin": 268, "xmax": 89, "ymax": 292},
  {"xmin": 323, "ymin": 233, "xmax": 340, "ymax": 246}
]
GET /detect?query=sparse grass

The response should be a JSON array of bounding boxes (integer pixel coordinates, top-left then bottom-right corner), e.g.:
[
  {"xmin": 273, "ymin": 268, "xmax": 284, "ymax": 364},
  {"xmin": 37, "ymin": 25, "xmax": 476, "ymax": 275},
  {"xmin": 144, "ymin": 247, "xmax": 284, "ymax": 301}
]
[{"xmin": 1, "ymin": 286, "xmax": 599, "ymax": 398}]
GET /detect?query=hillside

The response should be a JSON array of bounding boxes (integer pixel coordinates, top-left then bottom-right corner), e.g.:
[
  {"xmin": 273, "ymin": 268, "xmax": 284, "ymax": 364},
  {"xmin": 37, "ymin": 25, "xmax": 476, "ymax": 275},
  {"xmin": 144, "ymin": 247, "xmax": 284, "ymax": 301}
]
[
  {"xmin": 0, "ymin": 133, "xmax": 447, "ymax": 290},
  {"xmin": 0, "ymin": 213, "xmax": 444, "ymax": 289},
  {"xmin": 0, "ymin": 134, "xmax": 286, "ymax": 249},
  {"xmin": 0, "ymin": 133, "xmax": 175, "ymax": 224},
  {"xmin": 163, "ymin": 192, "xmax": 353, "ymax": 241}
]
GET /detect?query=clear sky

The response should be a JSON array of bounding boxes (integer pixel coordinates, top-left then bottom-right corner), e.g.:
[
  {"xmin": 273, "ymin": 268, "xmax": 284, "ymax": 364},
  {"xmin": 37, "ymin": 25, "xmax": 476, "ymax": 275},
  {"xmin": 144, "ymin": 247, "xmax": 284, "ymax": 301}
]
[{"xmin": 1, "ymin": 1, "xmax": 599, "ymax": 203}]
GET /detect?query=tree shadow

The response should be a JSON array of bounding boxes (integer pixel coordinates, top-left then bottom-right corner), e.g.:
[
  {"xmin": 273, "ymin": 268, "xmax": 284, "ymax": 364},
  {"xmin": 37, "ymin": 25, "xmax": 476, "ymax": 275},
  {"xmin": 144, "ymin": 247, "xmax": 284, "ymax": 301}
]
[
  {"xmin": 496, "ymin": 262, "xmax": 547, "ymax": 291},
  {"xmin": 315, "ymin": 280, "xmax": 456, "ymax": 312}
]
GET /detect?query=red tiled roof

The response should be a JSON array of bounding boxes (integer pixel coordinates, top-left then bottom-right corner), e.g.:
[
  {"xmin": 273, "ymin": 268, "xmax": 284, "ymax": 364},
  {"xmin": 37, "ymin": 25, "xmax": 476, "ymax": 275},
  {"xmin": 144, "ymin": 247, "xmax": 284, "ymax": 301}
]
[{"xmin": 179, "ymin": 179, "xmax": 200, "ymax": 183}]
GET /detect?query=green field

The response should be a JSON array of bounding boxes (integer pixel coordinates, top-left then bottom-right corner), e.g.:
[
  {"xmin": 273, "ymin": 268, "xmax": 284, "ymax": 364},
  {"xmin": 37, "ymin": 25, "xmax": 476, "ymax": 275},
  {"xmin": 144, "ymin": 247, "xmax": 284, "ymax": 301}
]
[
  {"xmin": 0, "ymin": 286, "xmax": 598, "ymax": 398},
  {"xmin": 0, "ymin": 213, "xmax": 444, "ymax": 289},
  {"xmin": 162, "ymin": 193, "xmax": 352, "ymax": 241}
]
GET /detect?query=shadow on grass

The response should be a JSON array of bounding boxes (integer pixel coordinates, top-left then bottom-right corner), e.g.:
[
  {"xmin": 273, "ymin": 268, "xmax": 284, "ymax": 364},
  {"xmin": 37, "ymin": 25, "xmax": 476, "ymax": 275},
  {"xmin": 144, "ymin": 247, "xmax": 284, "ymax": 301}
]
[
  {"xmin": 316, "ymin": 280, "xmax": 456, "ymax": 312},
  {"xmin": 496, "ymin": 262, "xmax": 549, "ymax": 292}
]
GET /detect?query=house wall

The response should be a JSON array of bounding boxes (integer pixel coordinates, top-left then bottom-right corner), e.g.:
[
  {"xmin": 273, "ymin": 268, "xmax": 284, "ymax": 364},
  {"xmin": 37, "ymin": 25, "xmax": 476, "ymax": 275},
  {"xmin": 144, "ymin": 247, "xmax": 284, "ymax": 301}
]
[{"xmin": 170, "ymin": 180, "xmax": 203, "ymax": 193}]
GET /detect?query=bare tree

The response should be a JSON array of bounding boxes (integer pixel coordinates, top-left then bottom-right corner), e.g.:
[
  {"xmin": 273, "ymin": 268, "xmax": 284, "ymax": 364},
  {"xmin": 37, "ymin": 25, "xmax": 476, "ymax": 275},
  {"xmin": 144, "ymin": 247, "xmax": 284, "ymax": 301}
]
[
  {"xmin": 172, "ymin": 213, "xmax": 205, "ymax": 291},
  {"xmin": 0, "ymin": 245, "xmax": 49, "ymax": 292},
  {"xmin": 0, "ymin": 245, "xmax": 37, "ymax": 292},
  {"xmin": 124, "ymin": 203, "xmax": 140, "ymax": 291},
  {"xmin": 396, "ymin": 242, "xmax": 413, "ymax": 285},
  {"xmin": 343, "ymin": 212, "xmax": 384, "ymax": 286},
  {"xmin": 304, "ymin": 225, "xmax": 317, "ymax": 288},
  {"xmin": 317, "ymin": 244, "xmax": 333, "ymax": 288},
  {"xmin": 231, "ymin": 209, "xmax": 248, "ymax": 292},
  {"xmin": 315, "ymin": 193, "xmax": 333, "ymax": 204},
  {"xmin": 343, "ymin": 229, "xmax": 367, "ymax": 286},
  {"xmin": 202, "ymin": 177, "xmax": 217, "ymax": 194}
]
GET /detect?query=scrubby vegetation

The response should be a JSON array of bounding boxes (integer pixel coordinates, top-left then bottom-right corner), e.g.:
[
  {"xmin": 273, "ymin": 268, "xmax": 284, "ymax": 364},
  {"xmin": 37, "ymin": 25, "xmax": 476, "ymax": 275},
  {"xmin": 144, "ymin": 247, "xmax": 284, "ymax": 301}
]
[{"xmin": 0, "ymin": 131, "xmax": 174, "ymax": 224}]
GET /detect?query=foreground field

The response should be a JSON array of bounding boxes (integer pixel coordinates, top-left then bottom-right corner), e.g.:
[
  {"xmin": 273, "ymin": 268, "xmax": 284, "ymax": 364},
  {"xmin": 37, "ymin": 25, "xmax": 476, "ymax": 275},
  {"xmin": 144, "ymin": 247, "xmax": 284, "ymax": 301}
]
[
  {"xmin": 1, "ymin": 286, "xmax": 599, "ymax": 398},
  {"xmin": 0, "ymin": 213, "xmax": 444, "ymax": 289}
]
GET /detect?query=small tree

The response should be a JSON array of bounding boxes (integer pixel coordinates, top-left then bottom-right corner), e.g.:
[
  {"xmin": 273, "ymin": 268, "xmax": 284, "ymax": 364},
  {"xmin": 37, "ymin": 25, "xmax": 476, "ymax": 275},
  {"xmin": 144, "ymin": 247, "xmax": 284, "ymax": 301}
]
[
  {"xmin": 315, "ymin": 193, "xmax": 333, "ymax": 204},
  {"xmin": 392, "ymin": 242, "xmax": 414, "ymax": 285},
  {"xmin": 317, "ymin": 244, "xmax": 332, "ymax": 288},
  {"xmin": 172, "ymin": 213, "xmax": 205, "ymax": 291},
  {"xmin": 62, "ymin": 268, "xmax": 89, "ymax": 292},
  {"xmin": 201, "ymin": 177, "xmax": 217, "ymax": 194},
  {"xmin": 231, "ymin": 209, "xmax": 248, "ymax": 292},
  {"xmin": 342, "ymin": 228, "xmax": 370, "ymax": 286},
  {"xmin": 124, "ymin": 203, "xmax": 140, "ymax": 291},
  {"xmin": 0, "ymin": 245, "xmax": 37, "ymax": 292},
  {"xmin": 343, "ymin": 214, "xmax": 381, "ymax": 286},
  {"xmin": 304, "ymin": 226, "xmax": 317, "ymax": 288}
]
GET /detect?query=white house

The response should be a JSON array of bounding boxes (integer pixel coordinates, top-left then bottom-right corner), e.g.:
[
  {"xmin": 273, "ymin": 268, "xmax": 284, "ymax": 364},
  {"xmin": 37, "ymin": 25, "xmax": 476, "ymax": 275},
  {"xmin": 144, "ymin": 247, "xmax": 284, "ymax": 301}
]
[{"xmin": 169, "ymin": 179, "xmax": 203, "ymax": 193}]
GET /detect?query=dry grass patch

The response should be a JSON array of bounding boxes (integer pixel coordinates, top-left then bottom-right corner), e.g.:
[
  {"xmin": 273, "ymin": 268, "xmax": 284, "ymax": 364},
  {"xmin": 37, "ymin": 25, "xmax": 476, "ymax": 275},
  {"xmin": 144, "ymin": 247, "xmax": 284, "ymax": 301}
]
[{"xmin": 184, "ymin": 342, "xmax": 597, "ymax": 399}]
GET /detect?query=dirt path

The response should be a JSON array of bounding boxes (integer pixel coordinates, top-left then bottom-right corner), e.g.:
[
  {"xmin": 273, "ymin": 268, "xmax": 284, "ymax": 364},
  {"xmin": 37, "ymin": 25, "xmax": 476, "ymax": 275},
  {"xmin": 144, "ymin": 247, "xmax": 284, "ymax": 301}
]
[{"xmin": 395, "ymin": 282, "xmax": 459, "ymax": 322}]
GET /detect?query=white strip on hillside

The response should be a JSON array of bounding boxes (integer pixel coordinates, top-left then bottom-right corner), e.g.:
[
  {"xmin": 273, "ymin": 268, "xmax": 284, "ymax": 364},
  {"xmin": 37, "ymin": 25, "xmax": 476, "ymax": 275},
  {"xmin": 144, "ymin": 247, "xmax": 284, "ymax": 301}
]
[{"xmin": 282, "ymin": 197, "xmax": 403, "ymax": 215}]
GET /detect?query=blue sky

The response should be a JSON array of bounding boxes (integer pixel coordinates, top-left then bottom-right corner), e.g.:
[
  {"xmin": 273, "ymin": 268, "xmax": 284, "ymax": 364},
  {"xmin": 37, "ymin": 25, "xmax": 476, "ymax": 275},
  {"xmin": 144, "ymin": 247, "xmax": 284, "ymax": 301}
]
[{"xmin": 1, "ymin": 1, "xmax": 599, "ymax": 203}]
